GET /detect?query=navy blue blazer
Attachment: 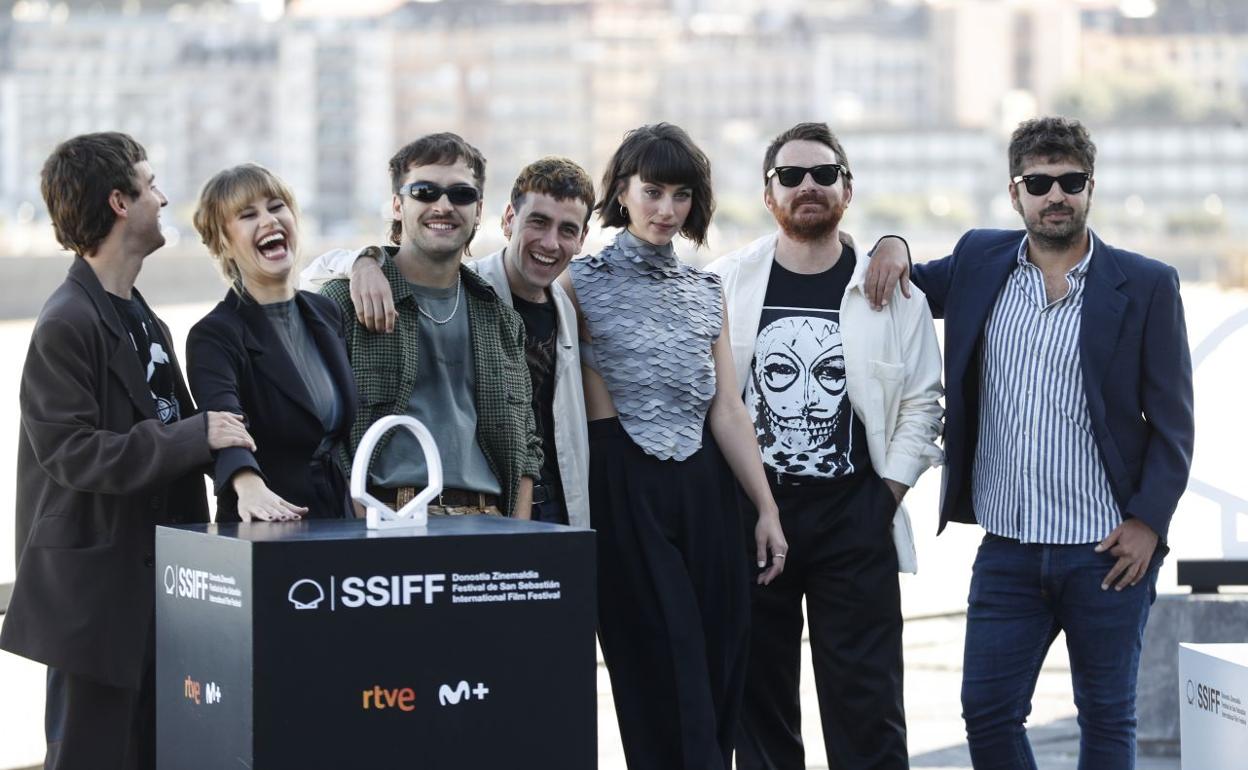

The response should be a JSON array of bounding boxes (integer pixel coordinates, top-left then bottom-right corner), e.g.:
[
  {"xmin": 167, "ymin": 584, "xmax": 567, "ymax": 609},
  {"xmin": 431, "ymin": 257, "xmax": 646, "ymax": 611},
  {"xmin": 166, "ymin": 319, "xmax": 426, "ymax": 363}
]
[
  {"xmin": 912, "ymin": 228, "xmax": 1193, "ymax": 541},
  {"xmin": 188, "ymin": 290, "xmax": 358, "ymax": 520}
]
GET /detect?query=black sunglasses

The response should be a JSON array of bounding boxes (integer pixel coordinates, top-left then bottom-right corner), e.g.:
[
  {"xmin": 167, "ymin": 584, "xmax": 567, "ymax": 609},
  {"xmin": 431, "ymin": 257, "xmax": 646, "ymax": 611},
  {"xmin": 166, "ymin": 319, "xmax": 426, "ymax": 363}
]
[
  {"xmin": 1011, "ymin": 172, "xmax": 1091, "ymax": 196},
  {"xmin": 400, "ymin": 181, "xmax": 481, "ymax": 206},
  {"xmin": 767, "ymin": 164, "xmax": 846, "ymax": 188}
]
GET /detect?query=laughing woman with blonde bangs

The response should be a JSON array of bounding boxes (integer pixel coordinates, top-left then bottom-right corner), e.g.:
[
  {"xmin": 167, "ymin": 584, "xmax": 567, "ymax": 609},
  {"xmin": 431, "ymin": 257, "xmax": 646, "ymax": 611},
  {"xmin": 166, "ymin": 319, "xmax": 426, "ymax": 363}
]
[{"xmin": 188, "ymin": 164, "xmax": 357, "ymax": 522}]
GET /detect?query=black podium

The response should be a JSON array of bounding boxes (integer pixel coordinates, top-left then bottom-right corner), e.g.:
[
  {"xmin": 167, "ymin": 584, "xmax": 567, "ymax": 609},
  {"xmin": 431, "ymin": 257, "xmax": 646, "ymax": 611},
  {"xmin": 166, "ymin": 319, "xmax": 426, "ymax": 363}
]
[{"xmin": 155, "ymin": 516, "xmax": 597, "ymax": 768}]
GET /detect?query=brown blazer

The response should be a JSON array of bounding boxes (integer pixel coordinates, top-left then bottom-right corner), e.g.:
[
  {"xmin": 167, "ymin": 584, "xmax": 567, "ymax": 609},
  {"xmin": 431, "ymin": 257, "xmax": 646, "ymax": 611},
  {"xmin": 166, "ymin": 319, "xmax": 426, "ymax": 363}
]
[{"xmin": 0, "ymin": 257, "xmax": 210, "ymax": 690}]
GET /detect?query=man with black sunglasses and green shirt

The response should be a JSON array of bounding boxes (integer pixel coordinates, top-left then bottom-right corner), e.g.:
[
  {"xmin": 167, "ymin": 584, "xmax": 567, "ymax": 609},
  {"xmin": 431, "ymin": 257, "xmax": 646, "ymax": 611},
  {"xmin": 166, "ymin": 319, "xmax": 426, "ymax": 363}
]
[
  {"xmin": 708, "ymin": 122, "xmax": 943, "ymax": 769},
  {"xmin": 316, "ymin": 133, "xmax": 541, "ymax": 519}
]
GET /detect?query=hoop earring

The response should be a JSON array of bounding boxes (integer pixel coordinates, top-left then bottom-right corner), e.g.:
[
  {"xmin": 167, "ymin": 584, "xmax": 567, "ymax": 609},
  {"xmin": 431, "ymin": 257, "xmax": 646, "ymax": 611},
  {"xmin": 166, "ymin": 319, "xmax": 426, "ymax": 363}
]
[{"xmin": 619, "ymin": 204, "xmax": 628, "ymax": 219}]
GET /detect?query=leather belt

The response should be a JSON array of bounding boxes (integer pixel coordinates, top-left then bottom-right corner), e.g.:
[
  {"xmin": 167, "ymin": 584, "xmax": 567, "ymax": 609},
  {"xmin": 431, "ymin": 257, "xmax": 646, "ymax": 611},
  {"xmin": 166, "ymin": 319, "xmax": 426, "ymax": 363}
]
[{"xmin": 372, "ymin": 486, "xmax": 501, "ymax": 512}]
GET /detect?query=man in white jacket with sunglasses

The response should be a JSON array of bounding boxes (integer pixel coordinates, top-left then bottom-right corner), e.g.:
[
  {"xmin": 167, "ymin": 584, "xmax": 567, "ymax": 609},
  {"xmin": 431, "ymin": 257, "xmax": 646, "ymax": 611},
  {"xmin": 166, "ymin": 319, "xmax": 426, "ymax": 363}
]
[{"xmin": 708, "ymin": 122, "xmax": 942, "ymax": 770}]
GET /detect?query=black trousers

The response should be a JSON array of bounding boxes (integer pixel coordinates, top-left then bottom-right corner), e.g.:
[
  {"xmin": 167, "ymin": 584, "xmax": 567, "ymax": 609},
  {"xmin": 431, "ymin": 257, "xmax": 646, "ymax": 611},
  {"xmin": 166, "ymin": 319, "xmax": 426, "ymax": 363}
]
[
  {"xmin": 44, "ymin": 660, "xmax": 155, "ymax": 770},
  {"xmin": 590, "ymin": 418, "xmax": 750, "ymax": 770},
  {"xmin": 736, "ymin": 471, "xmax": 908, "ymax": 770}
]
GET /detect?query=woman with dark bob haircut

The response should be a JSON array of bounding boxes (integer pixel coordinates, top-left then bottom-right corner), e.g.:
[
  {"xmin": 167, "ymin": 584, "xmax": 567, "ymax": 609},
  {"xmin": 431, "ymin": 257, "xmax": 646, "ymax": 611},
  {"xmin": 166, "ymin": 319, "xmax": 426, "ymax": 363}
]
[
  {"xmin": 188, "ymin": 164, "xmax": 356, "ymax": 522},
  {"xmin": 560, "ymin": 123, "xmax": 787, "ymax": 769}
]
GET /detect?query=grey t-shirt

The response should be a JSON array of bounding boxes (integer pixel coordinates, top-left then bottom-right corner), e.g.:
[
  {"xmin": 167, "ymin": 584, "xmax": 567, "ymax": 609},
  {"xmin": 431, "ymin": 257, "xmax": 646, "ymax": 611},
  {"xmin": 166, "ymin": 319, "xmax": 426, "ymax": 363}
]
[
  {"xmin": 368, "ymin": 281, "xmax": 501, "ymax": 495},
  {"xmin": 261, "ymin": 298, "xmax": 343, "ymax": 441}
]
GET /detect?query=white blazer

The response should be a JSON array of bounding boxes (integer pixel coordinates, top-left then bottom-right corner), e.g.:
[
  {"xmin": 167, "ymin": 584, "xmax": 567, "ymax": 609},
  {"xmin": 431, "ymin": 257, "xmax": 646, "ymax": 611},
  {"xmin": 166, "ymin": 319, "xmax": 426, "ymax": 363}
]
[
  {"xmin": 707, "ymin": 232, "xmax": 944, "ymax": 573},
  {"xmin": 300, "ymin": 248, "xmax": 591, "ymax": 529}
]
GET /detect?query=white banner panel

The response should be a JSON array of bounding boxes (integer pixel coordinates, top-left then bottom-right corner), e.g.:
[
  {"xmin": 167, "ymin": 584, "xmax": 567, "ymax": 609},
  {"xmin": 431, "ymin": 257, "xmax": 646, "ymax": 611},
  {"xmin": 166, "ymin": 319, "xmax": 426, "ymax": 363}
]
[{"xmin": 1180, "ymin": 643, "xmax": 1248, "ymax": 769}]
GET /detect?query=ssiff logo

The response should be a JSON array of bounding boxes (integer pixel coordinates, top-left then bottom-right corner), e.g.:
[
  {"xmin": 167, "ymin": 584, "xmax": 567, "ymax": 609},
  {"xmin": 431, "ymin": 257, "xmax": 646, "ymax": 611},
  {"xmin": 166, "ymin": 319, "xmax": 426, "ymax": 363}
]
[
  {"xmin": 1187, "ymin": 679, "xmax": 1222, "ymax": 714},
  {"xmin": 163, "ymin": 564, "xmax": 209, "ymax": 601},
  {"xmin": 286, "ymin": 574, "xmax": 447, "ymax": 611},
  {"xmin": 288, "ymin": 579, "xmax": 325, "ymax": 610},
  {"xmin": 184, "ymin": 676, "xmax": 222, "ymax": 705}
]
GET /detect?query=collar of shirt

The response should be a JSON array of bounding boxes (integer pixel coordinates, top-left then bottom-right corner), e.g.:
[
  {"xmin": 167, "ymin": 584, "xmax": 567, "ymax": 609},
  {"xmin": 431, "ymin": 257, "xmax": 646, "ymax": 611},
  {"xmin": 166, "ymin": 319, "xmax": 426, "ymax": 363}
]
[{"xmin": 1016, "ymin": 230, "xmax": 1095, "ymax": 277}]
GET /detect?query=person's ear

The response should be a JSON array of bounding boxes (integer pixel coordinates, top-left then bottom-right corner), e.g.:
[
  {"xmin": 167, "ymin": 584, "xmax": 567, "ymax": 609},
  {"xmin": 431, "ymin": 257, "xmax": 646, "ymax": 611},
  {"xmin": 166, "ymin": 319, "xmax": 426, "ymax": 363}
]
[
  {"xmin": 501, "ymin": 202, "xmax": 517, "ymax": 239},
  {"xmin": 109, "ymin": 189, "xmax": 129, "ymax": 218}
]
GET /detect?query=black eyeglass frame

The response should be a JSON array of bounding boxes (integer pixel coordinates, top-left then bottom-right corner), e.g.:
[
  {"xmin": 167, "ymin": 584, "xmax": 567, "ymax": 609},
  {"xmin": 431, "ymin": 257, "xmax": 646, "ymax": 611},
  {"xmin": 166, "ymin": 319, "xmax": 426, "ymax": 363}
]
[
  {"xmin": 1011, "ymin": 172, "xmax": 1092, "ymax": 197},
  {"xmin": 766, "ymin": 164, "xmax": 848, "ymax": 188},
  {"xmin": 400, "ymin": 181, "xmax": 482, "ymax": 206}
]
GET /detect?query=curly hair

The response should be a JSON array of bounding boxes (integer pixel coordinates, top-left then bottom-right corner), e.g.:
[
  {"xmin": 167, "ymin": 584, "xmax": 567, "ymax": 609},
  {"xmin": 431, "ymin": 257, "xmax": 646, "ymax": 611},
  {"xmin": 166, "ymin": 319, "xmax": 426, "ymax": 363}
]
[
  {"xmin": 509, "ymin": 156, "xmax": 595, "ymax": 226},
  {"xmin": 1008, "ymin": 116, "xmax": 1096, "ymax": 178}
]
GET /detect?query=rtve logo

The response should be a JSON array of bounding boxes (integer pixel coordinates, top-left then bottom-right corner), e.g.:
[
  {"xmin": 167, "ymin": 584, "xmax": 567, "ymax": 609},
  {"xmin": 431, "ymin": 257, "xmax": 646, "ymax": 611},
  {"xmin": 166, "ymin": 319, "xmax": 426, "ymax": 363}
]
[
  {"xmin": 184, "ymin": 676, "xmax": 222, "ymax": 705},
  {"xmin": 361, "ymin": 685, "xmax": 416, "ymax": 712},
  {"xmin": 1187, "ymin": 679, "xmax": 1222, "ymax": 714}
]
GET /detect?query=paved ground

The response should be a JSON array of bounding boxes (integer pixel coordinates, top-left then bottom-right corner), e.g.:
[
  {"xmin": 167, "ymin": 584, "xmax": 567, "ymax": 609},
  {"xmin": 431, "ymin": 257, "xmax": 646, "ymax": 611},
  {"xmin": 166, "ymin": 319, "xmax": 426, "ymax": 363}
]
[
  {"xmin": 593, "ymin": 613, "xmax": 1180, "ymax": 770},
  {"xmin": 0, "ymin": 610, "xmax": 1182, "ymax": 770}
]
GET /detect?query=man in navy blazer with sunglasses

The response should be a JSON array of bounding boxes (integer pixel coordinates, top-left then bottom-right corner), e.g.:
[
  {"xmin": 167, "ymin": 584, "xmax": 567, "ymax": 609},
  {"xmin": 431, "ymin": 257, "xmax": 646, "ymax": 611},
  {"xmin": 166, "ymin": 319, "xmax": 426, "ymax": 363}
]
[{"xmin": 866, "ymin": 116, "xmax": 1193, "ymax": 769}]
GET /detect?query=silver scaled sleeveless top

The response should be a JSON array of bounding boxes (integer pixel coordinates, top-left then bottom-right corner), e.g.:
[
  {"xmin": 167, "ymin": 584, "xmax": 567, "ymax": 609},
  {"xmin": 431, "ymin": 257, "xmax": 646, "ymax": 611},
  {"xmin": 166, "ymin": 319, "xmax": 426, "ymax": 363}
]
[{"xmin": 571, "ymin": 230, "xmax": 723, "ymax": 461}]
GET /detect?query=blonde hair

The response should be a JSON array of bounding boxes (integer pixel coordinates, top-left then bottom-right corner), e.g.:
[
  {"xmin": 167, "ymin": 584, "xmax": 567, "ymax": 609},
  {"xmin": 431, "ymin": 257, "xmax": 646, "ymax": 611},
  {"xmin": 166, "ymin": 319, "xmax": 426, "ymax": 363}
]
[{"xmin": 193, "ymin": 163, "xmax": 301, "ymax": 290}]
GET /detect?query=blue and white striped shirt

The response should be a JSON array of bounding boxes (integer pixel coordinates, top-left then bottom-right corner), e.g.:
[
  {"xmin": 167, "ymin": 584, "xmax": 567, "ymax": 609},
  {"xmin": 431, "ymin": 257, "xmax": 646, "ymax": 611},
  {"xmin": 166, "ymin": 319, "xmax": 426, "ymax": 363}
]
[{"xmin": 972, "ymin": 236, "xmax": 1120, "ymax": 544}]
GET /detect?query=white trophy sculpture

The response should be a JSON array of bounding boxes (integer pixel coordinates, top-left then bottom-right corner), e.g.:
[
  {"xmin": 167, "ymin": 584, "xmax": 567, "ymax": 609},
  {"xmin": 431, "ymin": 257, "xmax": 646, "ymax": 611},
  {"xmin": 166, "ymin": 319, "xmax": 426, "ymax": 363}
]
[{"xmin": 350, "ymin": 415, "xmax": 443, "ymax": 530}]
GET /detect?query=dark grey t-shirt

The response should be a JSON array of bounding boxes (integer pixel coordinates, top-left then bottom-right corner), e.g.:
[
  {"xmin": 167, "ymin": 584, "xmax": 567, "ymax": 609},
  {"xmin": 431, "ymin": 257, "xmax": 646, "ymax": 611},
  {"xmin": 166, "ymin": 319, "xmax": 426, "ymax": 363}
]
[
  {"xmin": 369, "ymin": 281, "xmax": 501, "ymax": 495},
  {"xmin": 261, "ymin": 298, "xmax": 342, "ymax": 439}
]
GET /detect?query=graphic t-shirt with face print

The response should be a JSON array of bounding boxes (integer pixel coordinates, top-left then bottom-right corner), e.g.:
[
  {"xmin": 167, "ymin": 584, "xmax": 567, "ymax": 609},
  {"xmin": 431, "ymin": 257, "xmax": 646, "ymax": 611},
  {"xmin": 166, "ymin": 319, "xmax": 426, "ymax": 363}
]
[
  {"xmin": 109, "ymin": 290, "xmax": 181, "ymax": 425},
  {"xmin": 744, "ymin": 248, "xmax": 869, "ymax": 479}
]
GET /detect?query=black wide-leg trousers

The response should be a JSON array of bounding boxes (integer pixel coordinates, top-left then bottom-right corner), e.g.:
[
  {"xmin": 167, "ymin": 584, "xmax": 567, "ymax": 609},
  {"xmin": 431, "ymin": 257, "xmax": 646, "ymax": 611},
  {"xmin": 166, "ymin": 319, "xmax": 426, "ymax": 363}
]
[
  {"xmin": 736, "ymin": 471, "xmax": 909, "ymax": 770},
  {"xmin": 590, "ymin": 418, "xmax": 750, "ymax": 770}
]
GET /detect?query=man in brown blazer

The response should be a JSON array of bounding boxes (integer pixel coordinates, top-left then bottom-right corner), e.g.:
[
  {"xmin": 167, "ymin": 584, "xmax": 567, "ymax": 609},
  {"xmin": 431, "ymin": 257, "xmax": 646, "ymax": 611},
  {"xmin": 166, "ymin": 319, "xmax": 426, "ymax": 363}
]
[{"xmin": 0, "ymin": 133, "xmax": 255, "ymax": 770}]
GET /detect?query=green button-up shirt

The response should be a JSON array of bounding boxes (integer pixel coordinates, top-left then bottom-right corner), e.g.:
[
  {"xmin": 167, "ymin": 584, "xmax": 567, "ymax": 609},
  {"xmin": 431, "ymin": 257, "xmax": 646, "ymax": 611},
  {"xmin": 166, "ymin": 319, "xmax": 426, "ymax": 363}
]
[{"xmin": 321, "ymin": 246, "xmax": 541, "ymax": 516}]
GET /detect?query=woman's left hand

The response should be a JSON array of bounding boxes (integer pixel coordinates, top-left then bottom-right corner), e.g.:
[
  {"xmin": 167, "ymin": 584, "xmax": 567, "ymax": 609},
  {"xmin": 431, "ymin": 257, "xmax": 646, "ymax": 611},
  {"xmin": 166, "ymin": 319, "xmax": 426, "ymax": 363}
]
[{"xmin": 754, "ymin": 510, "xmax": 788, "ymax": 585}]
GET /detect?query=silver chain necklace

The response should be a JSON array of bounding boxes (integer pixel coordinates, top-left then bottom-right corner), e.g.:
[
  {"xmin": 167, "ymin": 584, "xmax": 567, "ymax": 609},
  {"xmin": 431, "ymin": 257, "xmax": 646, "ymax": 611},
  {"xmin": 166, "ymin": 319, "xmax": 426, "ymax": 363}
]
[{"xmin": 415, "ymin": 272, "xmax": 462, "ymax": 325}]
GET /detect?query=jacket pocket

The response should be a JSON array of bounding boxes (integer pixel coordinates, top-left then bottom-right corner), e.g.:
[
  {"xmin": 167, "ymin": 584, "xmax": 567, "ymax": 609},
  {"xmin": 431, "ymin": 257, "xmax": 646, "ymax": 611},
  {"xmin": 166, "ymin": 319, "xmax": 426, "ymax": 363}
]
[
  {"xmin": 357, "ymin": 368, "xmax": 398, "ymax": 409},
  {"xmin": 868, "ymin": 359, "xmax": 905, "ymax": 381},
  {"xmin": 865, "ymin": 359, "xmax": 905, "ymax": 436}
]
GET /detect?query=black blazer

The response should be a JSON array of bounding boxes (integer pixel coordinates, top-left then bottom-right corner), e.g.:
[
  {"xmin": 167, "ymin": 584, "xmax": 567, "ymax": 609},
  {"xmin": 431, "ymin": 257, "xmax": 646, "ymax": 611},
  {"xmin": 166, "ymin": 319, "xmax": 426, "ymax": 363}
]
[
  {"xmin": 913, "ymin": 228, "xmax": 1194, "ymax": 541},
  {"xmin": 1, "ymin": 257, "xmax": 209, "ymax": 690},
  {"xmin": 188, "ymin": 290, "xmax": 358, "ymax": 520}
]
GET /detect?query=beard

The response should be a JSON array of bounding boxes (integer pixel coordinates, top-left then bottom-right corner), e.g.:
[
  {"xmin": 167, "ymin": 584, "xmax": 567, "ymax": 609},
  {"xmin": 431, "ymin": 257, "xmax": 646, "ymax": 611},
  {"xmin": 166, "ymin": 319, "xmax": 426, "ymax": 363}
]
[
  {"xmin": 774, "ymin": 192, "xmax": 845, "ymax": 243},
  {"xmin": 1025, "ymin": 201, "xmax": 1090, "ymax": 251}
]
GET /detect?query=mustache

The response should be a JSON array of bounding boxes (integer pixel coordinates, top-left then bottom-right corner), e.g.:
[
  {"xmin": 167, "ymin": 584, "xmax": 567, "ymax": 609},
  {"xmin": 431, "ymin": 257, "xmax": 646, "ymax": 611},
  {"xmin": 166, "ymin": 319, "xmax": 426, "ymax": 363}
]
[
  {"xmin": 790, "ymin": 191, "xmax": 828, "ymax": 209},
  {"xmin": 1041, "ymin": 204, "xmax": 1073, "ymax": 216}
]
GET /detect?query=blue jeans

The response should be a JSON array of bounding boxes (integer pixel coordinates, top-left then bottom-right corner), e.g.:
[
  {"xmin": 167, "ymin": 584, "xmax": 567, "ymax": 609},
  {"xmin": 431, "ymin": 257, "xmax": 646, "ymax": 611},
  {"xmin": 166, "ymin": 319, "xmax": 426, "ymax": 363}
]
[{"xmin": 960, "ymin": 533, "xmax": 1162, "ymax": 770}]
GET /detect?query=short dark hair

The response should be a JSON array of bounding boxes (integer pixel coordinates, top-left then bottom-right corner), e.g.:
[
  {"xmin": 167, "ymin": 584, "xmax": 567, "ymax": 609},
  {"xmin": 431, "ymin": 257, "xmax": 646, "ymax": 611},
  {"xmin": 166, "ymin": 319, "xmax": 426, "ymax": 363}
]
[
  {"xmin": 1008, "ymin": 116, "xmax": 1096, "ymax": 178},
  {"xmin": 510, "ymin": 156, "xmax": 596, "ymax": 227},
  {"xmin": 387, "ymin": 132, "xmax": 486, "ymax": 245},
  {"xmin": 595, "ymin": 123, "xmax": 714, "ymax": 247},
  {"xmin": 763, "ymin": 122, "xmax": 852, "ymax": 188},
  {"xmin": 40, "ymin": 132, "xmax": 147, "ymax": 256}
]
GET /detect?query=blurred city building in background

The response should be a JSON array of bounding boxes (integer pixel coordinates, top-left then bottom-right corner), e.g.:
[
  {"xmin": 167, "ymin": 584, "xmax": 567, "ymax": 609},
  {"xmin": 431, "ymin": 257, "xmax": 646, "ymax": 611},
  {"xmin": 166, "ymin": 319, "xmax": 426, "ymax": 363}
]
[{"xmin": 0, "ymin": 0, "xmax": 1245, "ymax": 280}]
